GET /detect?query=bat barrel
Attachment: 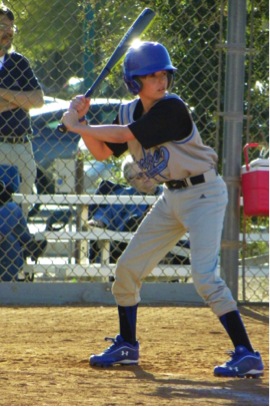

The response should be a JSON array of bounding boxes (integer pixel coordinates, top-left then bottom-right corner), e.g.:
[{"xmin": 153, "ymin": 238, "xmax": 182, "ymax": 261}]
[
  {"xmin": 57, "ymin": 8, "xmax": 156, "ymax": 133},
  {"xmin": 85, "ymin": 67, "xmax": 111, "ymax": 98}
]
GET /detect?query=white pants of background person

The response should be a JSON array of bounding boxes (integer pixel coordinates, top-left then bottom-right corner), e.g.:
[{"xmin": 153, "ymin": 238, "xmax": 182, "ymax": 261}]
[{"xmin": 0, "ymin": 140, "xmax": 36, "ymax": 217}]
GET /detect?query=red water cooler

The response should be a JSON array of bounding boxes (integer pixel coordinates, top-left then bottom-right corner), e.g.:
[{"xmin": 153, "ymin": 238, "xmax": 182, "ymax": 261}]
[{"xmin": 241, "ymin": 143, "xmax": 269, "ymax": 217}]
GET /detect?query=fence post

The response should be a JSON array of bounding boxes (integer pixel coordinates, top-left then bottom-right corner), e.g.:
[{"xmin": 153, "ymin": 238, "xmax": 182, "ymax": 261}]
[
  {"xmin": 221, "ymin": 0, "xmax": 247, "ymax": 300},
  {"xmin": 74, "ymin": 156, "xmax": 86, "ymax": 264}
]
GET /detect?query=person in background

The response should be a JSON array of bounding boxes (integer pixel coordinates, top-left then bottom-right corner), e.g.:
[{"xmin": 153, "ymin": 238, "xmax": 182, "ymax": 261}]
[
  {"xmin": 88, "ymin": 155, "xmax": 163, "ymax": 262},
  {"xmin": 88, "ymin": 155, "xmax": 162, "ymax": 230},
  {"xmin": 0, "ymin": 4, "xmax": 44, "ymax": 216},
  {"xmin": 0, "ymin": 164, "xmax": 47, "ymax": 282}
]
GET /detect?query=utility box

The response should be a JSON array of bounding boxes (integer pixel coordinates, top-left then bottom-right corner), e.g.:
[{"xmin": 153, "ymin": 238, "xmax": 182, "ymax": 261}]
[
  {"xmin": 53, "ymin": 159, "xmax": 76, "ymax": 194},
  {"xmin": 241, "ymin": 143, "xmax": 269, "ymax": 217}
]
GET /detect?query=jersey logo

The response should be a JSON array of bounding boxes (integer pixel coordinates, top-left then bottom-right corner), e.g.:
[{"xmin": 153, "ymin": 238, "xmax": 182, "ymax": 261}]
[{"xmin": 138, "ymin": 146, "xmax": 170, "ymax": 178}]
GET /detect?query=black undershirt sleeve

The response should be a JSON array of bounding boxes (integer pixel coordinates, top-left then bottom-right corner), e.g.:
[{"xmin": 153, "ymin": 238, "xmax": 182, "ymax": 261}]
[
  {"xmin": 105, "ymin": 97, "xmax": 192, "ymax": 156},
  {"xmin": 105, "ymin": 115, "xmax": 128, "ymax": 157},
  {"xmin": 129, "ymin": 98, "xmax": 193, "ymax": 149},
  {"xmin": 105, "ymin": 141, "xmax": 128, "ymax": 158}
]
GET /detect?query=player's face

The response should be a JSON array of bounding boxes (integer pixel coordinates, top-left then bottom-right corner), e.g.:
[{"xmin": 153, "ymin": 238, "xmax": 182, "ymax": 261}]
[
  {"xmin": 0, "ymin": 15, "xmax": 16, "ymax": 54},
  {"xmin": 139, "ymin": 71, "xmax": 168, "ymax": 101}
]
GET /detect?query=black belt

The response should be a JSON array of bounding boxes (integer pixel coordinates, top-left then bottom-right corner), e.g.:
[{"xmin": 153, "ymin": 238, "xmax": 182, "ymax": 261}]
[
  {"xmin": 166, "ymin": 169, "xmax": 218, "ymax": 190},
  {"xmin": 0, "ymin": 136, "xmax": 30, "ymax": 144}
]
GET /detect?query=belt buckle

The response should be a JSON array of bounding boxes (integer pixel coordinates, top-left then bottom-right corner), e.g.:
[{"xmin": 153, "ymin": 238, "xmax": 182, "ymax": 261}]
[
  {"xmin": 170, "ymin": 181, "xmax": 178, "ymax": 188},
  {"xmin": 173, "ymin": 181, "xmax": 183, "ymax": 189}
]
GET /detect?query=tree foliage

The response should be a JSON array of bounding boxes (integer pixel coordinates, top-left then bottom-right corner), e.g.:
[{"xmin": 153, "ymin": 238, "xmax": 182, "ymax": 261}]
[{"xmin": 3, "ymin": 0, "xmax": 268, "ymax": 146}]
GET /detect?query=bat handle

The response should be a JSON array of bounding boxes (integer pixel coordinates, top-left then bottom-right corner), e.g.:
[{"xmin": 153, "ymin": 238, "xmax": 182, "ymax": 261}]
[{"xmin": 57, "ymin": 123, "xmax": 68, "ymax": 133}]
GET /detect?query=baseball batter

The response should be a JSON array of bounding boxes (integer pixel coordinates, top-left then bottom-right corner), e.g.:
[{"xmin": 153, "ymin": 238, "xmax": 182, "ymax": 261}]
[{"xmin": 62, "ymin": 41, "xmax": 264, "ymax": 378}]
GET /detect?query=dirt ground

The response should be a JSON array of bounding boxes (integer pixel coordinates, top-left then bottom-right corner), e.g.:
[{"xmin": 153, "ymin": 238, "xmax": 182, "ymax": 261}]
[{"xmin": 0, "ymin": 305, "xmax": 268, "ymax": 406}]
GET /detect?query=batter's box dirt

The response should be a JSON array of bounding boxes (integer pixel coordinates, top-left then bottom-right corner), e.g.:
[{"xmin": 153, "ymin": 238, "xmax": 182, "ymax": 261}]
[{"xmin": 0, "ymin": 305, "xmax": 268, "ymax": 406}]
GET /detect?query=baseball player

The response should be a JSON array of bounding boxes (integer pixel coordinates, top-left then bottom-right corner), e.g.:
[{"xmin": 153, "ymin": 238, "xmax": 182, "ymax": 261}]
[{"xmin": 62, "ymin": 41, "xmax": 264, "ymax": 378}]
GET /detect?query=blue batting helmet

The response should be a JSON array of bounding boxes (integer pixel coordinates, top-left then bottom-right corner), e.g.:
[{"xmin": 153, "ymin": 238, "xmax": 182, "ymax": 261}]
[{"xmin": 123, "ymin": 41, "xmax": 177, "ymax": 95}]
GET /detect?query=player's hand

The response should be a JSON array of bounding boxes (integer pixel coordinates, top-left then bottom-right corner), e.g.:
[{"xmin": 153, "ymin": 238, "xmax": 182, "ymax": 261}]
[
  {"xmin": 69, "ymin": 95, "xmax": 90, "ymax": 120},
  {"xmin": 61, "ymin": 108, "xmax": 81, "ymax": 132}
]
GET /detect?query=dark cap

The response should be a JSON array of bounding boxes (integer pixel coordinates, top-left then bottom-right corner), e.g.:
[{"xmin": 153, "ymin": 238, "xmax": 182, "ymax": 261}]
[{"xmin": 0, "ymin": 5, "xmax": 14, "ymax": 21}]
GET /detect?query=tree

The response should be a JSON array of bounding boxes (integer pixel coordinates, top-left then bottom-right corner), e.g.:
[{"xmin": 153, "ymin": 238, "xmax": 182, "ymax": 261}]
[
  {"xmin": 4, "ymin": 0, "xmax": 268, "ymax": 148},
  {"xmin": 6, "ymin": 0, "xmax": 83, "ymax": 91}
]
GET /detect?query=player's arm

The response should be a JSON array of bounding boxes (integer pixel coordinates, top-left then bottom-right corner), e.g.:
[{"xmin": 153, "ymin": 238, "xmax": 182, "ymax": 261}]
[
  {"xmin": 79, "ymin": 131, "xmax": 115, "ymax": 161},
  {"xmin": 0, "ymin": 88, "xmax": 44, "ymax": 111},
  {"xmin": 79, "ymin": 122, "xmax": 134, "ymax": 144},
  {"xmin": 0, "ymin": 95, "xmax": 17, "ymax": 112},
  {"xmin": 62, "ymin": 106, "xmax": 134, "ymax": 161}
]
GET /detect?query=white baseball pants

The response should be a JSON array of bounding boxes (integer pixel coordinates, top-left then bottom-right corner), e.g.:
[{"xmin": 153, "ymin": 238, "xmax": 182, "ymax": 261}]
[{"xmin": 112, "ymin": 176, "xmax": 237, "ymax": 316}]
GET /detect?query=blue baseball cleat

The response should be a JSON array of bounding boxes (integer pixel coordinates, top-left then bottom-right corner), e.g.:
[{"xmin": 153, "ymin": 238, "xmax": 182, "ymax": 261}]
[
  {"xmin": 89, "ymin": 334, "xmax": 139, "ymax": 367},
  {"xmin": 214, "ymin": 346, "xmax": 264, "ymax": 378}
]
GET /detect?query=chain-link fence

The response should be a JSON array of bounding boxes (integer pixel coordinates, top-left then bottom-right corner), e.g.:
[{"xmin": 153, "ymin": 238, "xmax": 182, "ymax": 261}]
[{"xmin": 0, "ymin": 0, "xmax": 268, "ymax": 303}]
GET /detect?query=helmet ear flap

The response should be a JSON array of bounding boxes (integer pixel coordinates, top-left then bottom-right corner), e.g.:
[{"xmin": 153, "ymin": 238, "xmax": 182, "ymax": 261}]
[{"xmin": 124, "ymin": 75, "xmax": 142, "ymax": 95}]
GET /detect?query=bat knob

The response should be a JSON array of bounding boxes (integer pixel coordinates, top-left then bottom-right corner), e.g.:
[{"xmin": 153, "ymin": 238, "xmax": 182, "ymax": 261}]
[{"xmin": 57, "ymin": 123, "xmax": 67, "ymax": 133}]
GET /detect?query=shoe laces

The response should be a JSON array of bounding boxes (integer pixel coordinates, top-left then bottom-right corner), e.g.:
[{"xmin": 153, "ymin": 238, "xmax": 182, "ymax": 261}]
[
  {"xmin": 105, "ymin": 336, "xmax": 117, "ymax": 344},
  {"xmin": 225, "ymin": 347, "xmax": 249, "ymax": 362},
  {"xmin": 220, "ymin": 350, "xmax": 239, "ymax": 367},
  {"xmin": 103, "ymin": 336, "xmax": 121, "ymax": 352}
]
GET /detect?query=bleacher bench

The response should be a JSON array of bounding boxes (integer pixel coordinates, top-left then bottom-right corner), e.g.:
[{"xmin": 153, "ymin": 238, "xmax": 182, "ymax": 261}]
[{"xmin": 13, "ymin": 194, "xmax": 268, "ymax": 281}]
